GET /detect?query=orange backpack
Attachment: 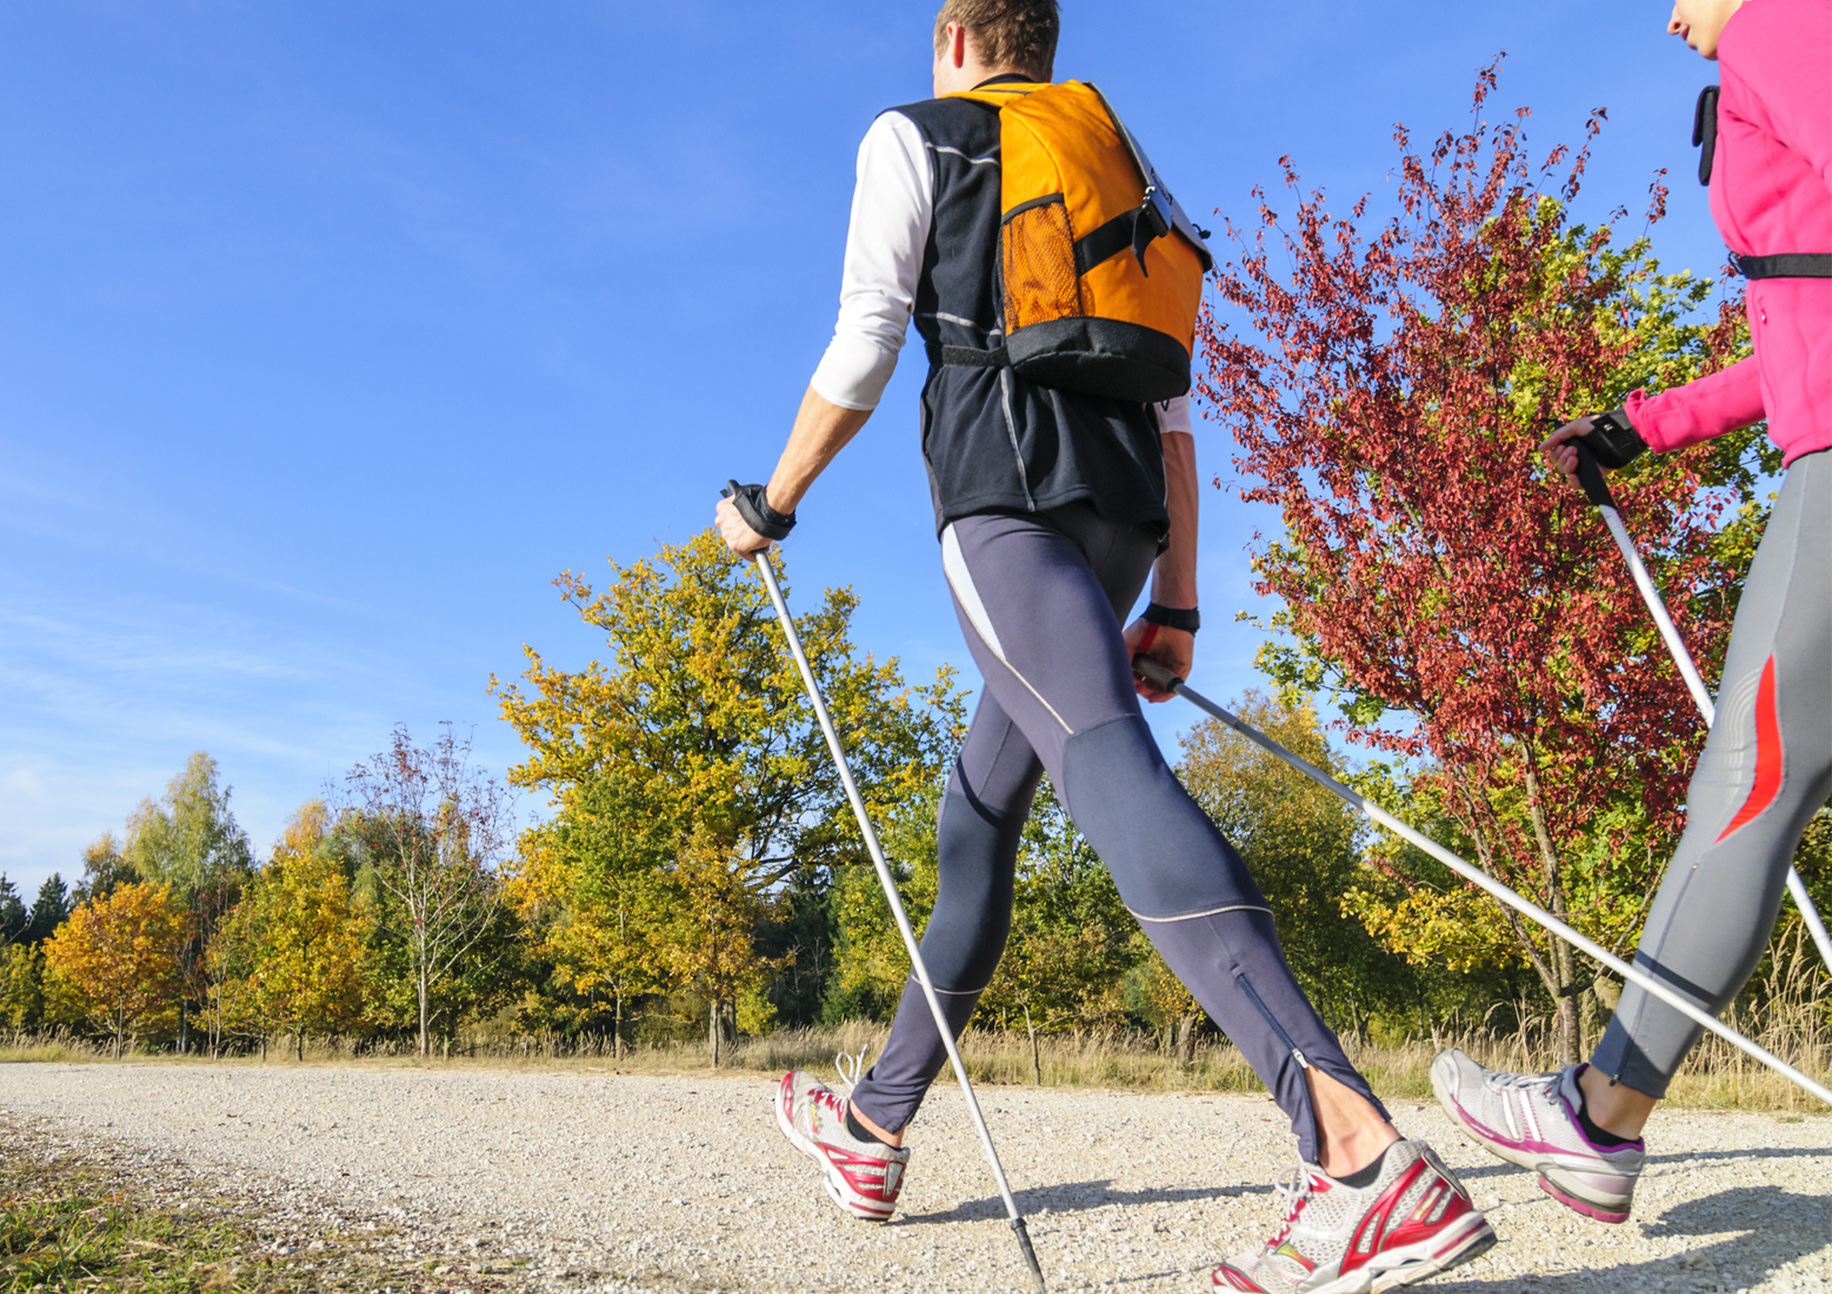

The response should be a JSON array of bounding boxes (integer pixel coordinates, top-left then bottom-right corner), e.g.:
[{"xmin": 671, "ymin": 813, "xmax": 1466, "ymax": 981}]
[{"xmin": 949, "ymin": 80, "xmax": 1212, "ymax": 403}]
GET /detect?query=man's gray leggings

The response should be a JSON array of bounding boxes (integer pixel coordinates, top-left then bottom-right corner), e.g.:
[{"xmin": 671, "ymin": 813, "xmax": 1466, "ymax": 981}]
[
  {"xmin": 1593, "ymin": 448, "xmax": 1832, "ymax": 1097},
  {"xmin": 845, "ymin": 503, "xmax": 1386, "ymax": 1162}
]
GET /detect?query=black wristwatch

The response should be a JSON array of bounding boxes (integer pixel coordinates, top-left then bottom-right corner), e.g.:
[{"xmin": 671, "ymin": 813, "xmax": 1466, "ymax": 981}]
[{"xmin": 1142, "ymin": 602, "xmax": 1200, "ymax": 634}]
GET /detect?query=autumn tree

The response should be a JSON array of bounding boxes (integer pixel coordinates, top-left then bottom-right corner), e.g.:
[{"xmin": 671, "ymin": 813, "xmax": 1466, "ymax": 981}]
[
  {"xmin": 1200, "ymin": 61, "xmax": 1766, "ymax": 1060},
  {"xmin": 43, "ymin": 882, "xmax": 188, "ymax": 1057},
  {"xmin": 0, "ymin": 943, "xmax": 42, "ymax": 1029},
  {"xmin": 218, "ymin": 802, "xmax": 371, "ymax": 1060},
  {"xmin": 120, "ymin": 754, "xmax": 255, "ymax": 1051},
  {"xmin": 340, "ymin": 724, "xmax": 514, "ymax": 1057},
  {"xmin": 72, "ymin": 833, "xmax": 135, "ymax": 905},
  {"xmin": 494, "ymin": 531, "xmax": 962, "ymax": 1035},
  {"xmin": 508, "ymin": 775, "xmax": 670, "ymax": 1059}
]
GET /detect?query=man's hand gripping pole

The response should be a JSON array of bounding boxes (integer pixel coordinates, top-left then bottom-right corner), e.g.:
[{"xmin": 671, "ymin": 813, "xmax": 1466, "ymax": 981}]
[{"xmin": 1131, "ymin": 654, "xmax": 1831, "ymax": 1108}]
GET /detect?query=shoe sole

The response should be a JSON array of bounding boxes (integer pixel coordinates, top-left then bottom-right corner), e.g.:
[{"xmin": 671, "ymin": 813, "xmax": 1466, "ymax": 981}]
[
  {"xmin": 1429, "ymin": 1061, "xmax": 1634, "ymax": 1225},
  {"xmin": 1538, "ymin": 1175, "xmax": 1630, "ymax": 1224},
  {"xmin": 1369, "ymin": 1216, "xmax": 1498, "ymax": 1293},
  {"xmin": 773, "ymin": 1076, "xmax": 895, "ymax": 1223}
]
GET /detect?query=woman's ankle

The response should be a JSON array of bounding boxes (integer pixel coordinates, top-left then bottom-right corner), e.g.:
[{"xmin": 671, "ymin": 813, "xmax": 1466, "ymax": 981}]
[{"xmin": 1577, "ymin": 1063, "xmax": 1657, "ymax": 1140}]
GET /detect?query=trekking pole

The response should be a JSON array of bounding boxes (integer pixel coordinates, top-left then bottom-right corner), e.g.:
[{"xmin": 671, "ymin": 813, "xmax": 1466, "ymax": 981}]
[
  {"xmin": 1569, "ymin": 441, "xmax": 1832, "ymax": 978},
  {"xmin": 745, "ymin": 546, "xmax": 1047, "ymax": 1293},
  {"xmin": 1133, "ymin": 656, "xmax": 1832, "ymax": 1108}
]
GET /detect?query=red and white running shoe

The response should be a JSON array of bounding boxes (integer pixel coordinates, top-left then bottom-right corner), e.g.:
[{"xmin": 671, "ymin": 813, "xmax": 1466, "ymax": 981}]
[
  {"xmin": 775, "ymin": 1070, "xmax": 910, "ymax": 1222},
  {"xmin": 1211, "ymin": 1140, "xmax": 1496, "ymax": 1293}
]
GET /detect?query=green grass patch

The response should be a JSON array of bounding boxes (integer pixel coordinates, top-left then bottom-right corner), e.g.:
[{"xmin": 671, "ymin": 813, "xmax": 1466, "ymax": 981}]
[{"xmin": 0, "ymin": 1124, "xmax": 524, "ymax": 1292}]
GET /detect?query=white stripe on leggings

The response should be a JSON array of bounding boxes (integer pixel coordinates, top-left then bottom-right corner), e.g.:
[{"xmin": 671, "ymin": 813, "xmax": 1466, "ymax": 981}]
[{"xmin": 940, "ymin": 524, "xmax": 1074, "ymax": 734}]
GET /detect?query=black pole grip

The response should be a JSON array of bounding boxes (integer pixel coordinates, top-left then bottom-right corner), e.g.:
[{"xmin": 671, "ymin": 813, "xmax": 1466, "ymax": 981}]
[
  {"xmin": 1571, "ymin": 439, "xmax": 1617, "ymax": 510},
  {"xmin": 1132, "ymin": 654, "xmax": 1184, "ymax": 693}
]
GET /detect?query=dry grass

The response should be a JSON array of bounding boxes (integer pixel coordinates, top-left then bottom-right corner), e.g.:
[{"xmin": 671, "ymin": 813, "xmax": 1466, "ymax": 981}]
[{"xmin": 8, "ymin": 1012, "xmax": 1824, "ymax": 1113}]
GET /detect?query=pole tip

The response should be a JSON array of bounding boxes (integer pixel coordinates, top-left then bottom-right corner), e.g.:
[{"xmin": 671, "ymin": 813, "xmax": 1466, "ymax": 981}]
[{"xmin": 1011, "ymin": 1216, "xmax": 1046, "ymax": 1293}]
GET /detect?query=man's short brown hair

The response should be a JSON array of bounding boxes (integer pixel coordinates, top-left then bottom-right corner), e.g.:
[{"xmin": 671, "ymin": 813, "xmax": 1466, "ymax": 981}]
[{"xmin": 934, "ymin": 0, "xmax": 1060, "ymax": 82}]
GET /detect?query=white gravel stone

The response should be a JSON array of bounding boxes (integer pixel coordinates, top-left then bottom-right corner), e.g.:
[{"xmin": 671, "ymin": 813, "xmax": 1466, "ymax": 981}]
[{"xmin": 3, "ymin": 1062, "xmax": 1828, "ymax": 1292}]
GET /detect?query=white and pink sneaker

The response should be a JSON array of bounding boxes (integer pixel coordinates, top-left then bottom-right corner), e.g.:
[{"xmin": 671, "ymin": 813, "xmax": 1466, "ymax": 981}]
[
  {"xmin": 775, "ymin": 1070, "xmax": 909, "ymax": 1222},
  {"xmin": 1431, "ymin": 1050, "xmax": 1644, "ymax": 1223}
]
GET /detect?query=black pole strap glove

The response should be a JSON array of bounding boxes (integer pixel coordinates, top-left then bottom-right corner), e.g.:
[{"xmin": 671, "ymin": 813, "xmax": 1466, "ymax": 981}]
[
  {"xmin": 1141, "ymin": 602, "xmax": 1200, "ymax": 634},
  {"xmin": 725, "ymin": 480, "xmax": 796, "ymax": 541},
  {"xmin": 1579, "ymin": 410, "xmax": 1648, "ymax": 470}
]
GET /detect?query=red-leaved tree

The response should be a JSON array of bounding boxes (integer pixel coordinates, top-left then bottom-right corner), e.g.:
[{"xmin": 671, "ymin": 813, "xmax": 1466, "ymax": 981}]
[{"xmin": 1200, "ymin": 59, "xmax": 1769, "ymax": 1059}]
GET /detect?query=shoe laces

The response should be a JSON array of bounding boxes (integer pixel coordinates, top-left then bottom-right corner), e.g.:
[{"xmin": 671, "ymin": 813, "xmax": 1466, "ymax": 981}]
[
  {"xmin": 1264, "ymin": 1165, "xmax": 1323, "ymax": 1248},
  {"xmin": 835, "ymin": 1044, "xmax": 870, "ymax": 1096},
  {"xmin": 1487, "ymin": 1067, "xmax": 1563, "ymax": 1099}
]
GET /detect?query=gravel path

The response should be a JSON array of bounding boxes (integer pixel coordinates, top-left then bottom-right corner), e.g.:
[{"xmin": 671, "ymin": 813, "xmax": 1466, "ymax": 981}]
[{"xmin": 3, "ymin": 1062, "xmax": 1829, "ymax": 1292}]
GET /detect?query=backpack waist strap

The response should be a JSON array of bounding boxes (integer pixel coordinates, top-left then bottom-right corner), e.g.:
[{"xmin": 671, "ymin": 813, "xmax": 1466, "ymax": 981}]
[{"xmin": 929, "ymin": 341, "xmax": 1011, "ymax": 368}]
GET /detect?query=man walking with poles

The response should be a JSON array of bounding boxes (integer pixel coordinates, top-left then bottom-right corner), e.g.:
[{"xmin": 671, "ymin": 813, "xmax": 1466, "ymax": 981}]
[{"xmin": 716, "ymin": 4, "xmax": 1497, "ymax": 1288}]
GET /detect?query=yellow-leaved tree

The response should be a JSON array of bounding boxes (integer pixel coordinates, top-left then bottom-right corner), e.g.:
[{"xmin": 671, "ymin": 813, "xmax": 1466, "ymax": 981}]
[
  {"xmin": 217, "ymin": 802, "xmax": 372, "ymax": 1060},
  {"xmin": 43, "ymin": 882, "xmax": 188, "ymax": 1057}
]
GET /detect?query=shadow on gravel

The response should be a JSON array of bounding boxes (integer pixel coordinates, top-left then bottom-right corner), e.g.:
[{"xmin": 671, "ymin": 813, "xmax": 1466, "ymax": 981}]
[
  {"xmin": 1425, "ymin": 1187, "xmax": 1828, "ymax": 1292},
  {"xmin": 900, "ymin": 1178, "xmax": 1270, "ymax": 1226},
  {"xmin": 1445, "ymin": 1139, "xmax": 1832, "ymax": 1184}
]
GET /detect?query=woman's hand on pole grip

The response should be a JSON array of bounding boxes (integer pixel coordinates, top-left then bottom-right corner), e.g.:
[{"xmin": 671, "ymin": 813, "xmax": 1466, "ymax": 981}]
[
  {"xmin": 1124, "ymin": 619, "xmax": 1192, "ymax": 703},
  {"xmin": 1540, "ymin": 415, "xmax": 1599, "ymax": 487}
]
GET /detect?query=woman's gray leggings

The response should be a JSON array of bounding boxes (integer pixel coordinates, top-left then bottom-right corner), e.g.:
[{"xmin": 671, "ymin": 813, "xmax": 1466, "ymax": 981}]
[
  {"xmin": 1593, "ymin": 448, "xmax": 1832, "ymax": 1097},
  {"xmin": 845, "ymin": 503, "xmax": 1386, "ymax": 1161}
]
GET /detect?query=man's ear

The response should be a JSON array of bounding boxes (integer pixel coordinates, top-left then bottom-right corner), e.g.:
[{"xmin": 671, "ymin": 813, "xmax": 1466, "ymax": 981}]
[{"xmin": 946, "ymin": 21, "xmax": 968, "ymax": 70}]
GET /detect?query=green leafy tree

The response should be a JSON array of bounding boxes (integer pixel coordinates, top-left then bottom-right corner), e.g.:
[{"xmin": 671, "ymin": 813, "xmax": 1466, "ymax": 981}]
[
  {"xmin": 339, "ymin": 726, "xmax": 516, "ymax": 1056},
  {"xmin": 494, "ymin": 531, "xmax": 963, "ymax": 1036},
  {"xmin": 978, "ymin": 786, "xmax": 1139, "ymax": 1080},
  {"xmin": 120, "ymin": 754, "xmax": 255, "ymax": 1051},
  {"xmin": 0, "ymin": 943, "xmax": 43, "ymax": 1029},
  {"xmin": 1177, "ymin": 693, "xmax": 1419, "ymax": 1036}
]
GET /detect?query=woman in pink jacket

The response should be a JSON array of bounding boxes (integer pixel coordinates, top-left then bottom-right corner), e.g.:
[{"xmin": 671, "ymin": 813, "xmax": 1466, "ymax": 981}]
[{"xmin": 1433, "ymin": 0, "xmax": 1831, "ymax": 1225}]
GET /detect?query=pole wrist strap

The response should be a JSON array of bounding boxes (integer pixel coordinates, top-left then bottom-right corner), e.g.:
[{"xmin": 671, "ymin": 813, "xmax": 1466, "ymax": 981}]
[
  {"xmin": 726, "ymin": 480, "xmax": 796, "ymax": 541},
  {"xmin": 1580, "ymin": 410, "xmax": 1648, "ymax": 471}
]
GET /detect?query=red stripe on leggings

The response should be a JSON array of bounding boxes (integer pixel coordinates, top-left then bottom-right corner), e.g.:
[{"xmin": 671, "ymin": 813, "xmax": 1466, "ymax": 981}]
[{"xmin": 1716, "ymin": 655, "xmax": 1783, "ymax": 843}]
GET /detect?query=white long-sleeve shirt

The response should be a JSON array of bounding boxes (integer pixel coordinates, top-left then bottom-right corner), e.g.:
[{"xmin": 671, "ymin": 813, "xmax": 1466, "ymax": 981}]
[{"xmin": 808, "ymin": 110, "xmax": 1192, "ymax": 435}]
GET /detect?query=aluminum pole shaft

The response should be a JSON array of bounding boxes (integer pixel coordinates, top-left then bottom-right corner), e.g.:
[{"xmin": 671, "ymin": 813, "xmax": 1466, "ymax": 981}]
[
  {"xmin": 1137, "ymin": 657, "xmax": 1830, "ymax": 1108},
  {"xmin": 752, "ymin": 552, "xmax": 1046, "ymax": 1292}
]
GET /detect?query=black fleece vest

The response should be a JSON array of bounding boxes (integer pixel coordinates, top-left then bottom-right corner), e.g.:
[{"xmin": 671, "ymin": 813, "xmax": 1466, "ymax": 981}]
[{"xmin": 887, "ymin": 88, "xmax": 1169, "ymax": 539}]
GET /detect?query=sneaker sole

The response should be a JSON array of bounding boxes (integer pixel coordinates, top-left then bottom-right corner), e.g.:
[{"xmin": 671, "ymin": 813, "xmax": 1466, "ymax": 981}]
[
  {"xmin": 1369, "ymin": 1216, "xmax": 1498, "ymax": 1293},
  {"xmin": 1215, "ymin": 1214, "xmax": 1497, "ymax": 1294},
  {"xmin": 1537, "ymin": 1175, "xmax": 1630, "ymax": 1224},
  {"xmin": 773, "ymin": 1076, "xmax": 896, "ymax": 1223}
]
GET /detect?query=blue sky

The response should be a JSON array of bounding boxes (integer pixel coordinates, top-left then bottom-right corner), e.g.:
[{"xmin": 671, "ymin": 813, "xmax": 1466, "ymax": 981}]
[{"xmin": 0, "ymin": 1, "xmax": 1732, "ymax": 900}]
